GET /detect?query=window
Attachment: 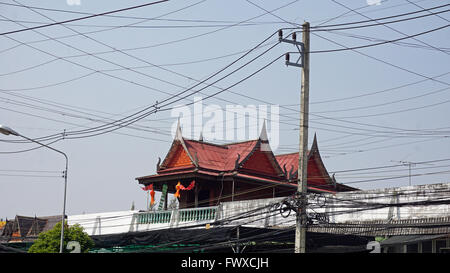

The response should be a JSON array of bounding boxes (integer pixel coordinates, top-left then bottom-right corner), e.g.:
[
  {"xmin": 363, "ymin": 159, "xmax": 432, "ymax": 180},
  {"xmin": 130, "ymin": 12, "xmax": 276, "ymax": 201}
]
[
  {"xmin": 406, "ymin": 243, "xmax": 418, "ymax": 253},
  {"xmin": 386, "ymin": 245, "xmax": 403, "ymax": 253},
  {"xmin": 421, "ymin": 241, "xmax": 432, "ymax": 253},
  {"xmin": 435, "ymin": 239, "xmax": 447, "ymax": 253}
]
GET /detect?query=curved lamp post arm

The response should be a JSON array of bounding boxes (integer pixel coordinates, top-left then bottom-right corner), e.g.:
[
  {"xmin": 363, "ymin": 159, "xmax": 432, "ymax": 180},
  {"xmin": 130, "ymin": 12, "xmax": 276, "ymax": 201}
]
[
  {"xmin": 0, "ymin": 125, "xmax": 68, "ymax": 253},
  {"xmin": 16, "ymin": 134, "xmax": 68, "ymax": 253}
]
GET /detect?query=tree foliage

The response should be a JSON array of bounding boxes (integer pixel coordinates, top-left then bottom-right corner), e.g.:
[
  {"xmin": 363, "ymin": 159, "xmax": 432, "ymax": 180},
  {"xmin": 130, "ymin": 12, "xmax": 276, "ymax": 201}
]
[{"xmin": 28, "ymin": 221, "xmax": 94, "ymax": 253}]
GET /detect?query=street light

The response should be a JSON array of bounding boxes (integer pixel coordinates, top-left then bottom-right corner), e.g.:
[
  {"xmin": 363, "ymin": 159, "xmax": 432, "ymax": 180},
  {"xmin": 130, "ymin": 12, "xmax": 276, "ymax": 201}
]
[
  {"xmin": 391, "ymin": 160, "xmax": 417, "ymax": 187},
  {"xmin": 0, "ymin": 124, "xmax": 68, "ymax": 253}
]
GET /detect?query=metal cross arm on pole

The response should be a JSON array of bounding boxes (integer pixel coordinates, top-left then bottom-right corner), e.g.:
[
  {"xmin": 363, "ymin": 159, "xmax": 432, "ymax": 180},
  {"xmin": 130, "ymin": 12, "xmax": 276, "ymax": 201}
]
[
  {"xmin": 0, "ymin": 124, "xmax": 69, "ymax": 253},
  {"xmin": 279, "ymin": 29, "xmax": 305, "ymax": 68},
  {"xmin": 285, "ymin": 52, "xmax": 304, "ymax": 68},
  {"xmin": 278, "ymin": 29, "xmax": 304, "ymax": 46}
]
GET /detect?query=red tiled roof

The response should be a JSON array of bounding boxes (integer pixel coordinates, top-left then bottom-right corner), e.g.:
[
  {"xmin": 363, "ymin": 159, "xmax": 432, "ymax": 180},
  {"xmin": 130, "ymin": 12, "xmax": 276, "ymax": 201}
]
[
  {"xmin": 223, "ymin": 140, "xmax": 258, "ymax": 170},
  {"xmin": 276, "ymin": 152, "xmax": 300, "ymax": 173},
  {"xmin": 276, "ymin": 151, "xmax": 319, "ymax": 173},
  {"xmin": 183, "ymin": 139, "xmax": 258, "ymax": 172},
  {"xmin": 136, "ymin": 167, "xmax": 196, "ymax": 180},
  {"xmin": 235, "ymin": 173, "xmax": 295, "ymax": 186},
  {"xmin": 184, "ymin": 140, "xmax": 227, "ymax": 170},
  {"xmin": 136, "ymin": 135, "xmax": 358, "ymax": 192}
]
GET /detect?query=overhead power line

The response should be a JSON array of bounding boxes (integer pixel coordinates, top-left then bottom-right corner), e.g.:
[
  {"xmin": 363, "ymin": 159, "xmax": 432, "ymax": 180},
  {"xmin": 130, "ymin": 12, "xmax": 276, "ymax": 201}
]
[
  {"xmin": 0, "ymin": 0, "xmax": 169, "ymax": 36},
  {"xmin": 307, "ymin": 24, "xmax": 450, "ymax": 54},
  {"xmin": 326, "ymin": 31, "xmax": 450, "ymax": 53},
  {"xmin": 331, "ymin": 158, "xmax": 450, "ymax": 173},
  {"xmin": 310, "ymin": 3, "xmax": 450, "ymax": 29},
  {"xmin": 330, "ymin": 0, "xmax": 450, "ymax": 59},
  {"xmin": 406, "ymin": 0, "xmax": 450, "ymax": 23},
  {"xmin": 0, "ymin": 28, "xmax": 283, "ymax": 146},
  {"xmin": 0, "ymin": 18, "xmax": 286, "ymax": 29},
  {"xmin": 0, "ymin": 1, "xmax": 302, "ymax": 145},
  {"xmin": 311, "ymin": 32, "xmax": 449, "ymax": 87}
]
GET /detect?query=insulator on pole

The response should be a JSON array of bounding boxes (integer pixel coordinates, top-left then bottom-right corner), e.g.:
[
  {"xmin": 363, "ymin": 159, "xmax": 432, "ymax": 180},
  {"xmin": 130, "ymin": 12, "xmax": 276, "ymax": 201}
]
[
  {"xmin": 278, "ymin": 29, "xmax": 283, "ymax": 40},
  {"xmin": 292, "ymin": 32, "xmax": 297, "ymax": 41},
  {"xmin": 285, "ymin": 53, "xmax": 290, "ymax": 62}
]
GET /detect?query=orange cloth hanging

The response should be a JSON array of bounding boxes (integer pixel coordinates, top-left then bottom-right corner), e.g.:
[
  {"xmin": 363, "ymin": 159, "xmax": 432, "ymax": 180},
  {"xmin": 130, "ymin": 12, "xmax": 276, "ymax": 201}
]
[
  {"xmin": 180, "ymin": 180, "xmax": 195, "ymax": 191},
  {"xmin": 142, "ymin": 184, "xmax": 152, "ymax": 191},
  {"xmin": 142, "ymin": 184, "xmax": 156, "ymax": 206},
  {"xmin": 150, "ymin": 188, "xmax": 155, "ymax": 205},
  {"xmin": 174, "ymin": 182, "xmax": 181, "ymax": 199},
  {"xmin": 174, "ymin": 181, "xmax": 195, "ymax": 199}
]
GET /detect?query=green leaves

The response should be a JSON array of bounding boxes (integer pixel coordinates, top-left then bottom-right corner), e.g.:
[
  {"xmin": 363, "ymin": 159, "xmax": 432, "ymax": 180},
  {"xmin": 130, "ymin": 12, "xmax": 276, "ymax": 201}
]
[{"xmin": 28, "ymin": 221, "xmax": 94, "ymax": 253}]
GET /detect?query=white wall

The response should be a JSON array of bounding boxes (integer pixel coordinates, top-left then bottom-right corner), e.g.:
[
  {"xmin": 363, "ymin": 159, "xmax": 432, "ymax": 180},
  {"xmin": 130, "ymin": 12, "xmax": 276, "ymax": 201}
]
[
  {"xmin": 67, "ymin": 183, "xmax": 450, "ymax": 236},
  {"xmin": 68, "ymin": 210, "xmax": 138, "ymax": 236}
]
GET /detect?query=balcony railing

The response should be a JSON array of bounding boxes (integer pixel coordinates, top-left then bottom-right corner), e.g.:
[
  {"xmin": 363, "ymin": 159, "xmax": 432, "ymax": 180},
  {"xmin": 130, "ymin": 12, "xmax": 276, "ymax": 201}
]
[
  {"xmin": 135, "ymin": 206, "xmax": 218, "ymax": 227},
  {"xmin": 137, "ymin": 211, "xmax": 172, "ymax": 225},
  {"xmin": 179, "ymin": 207, "xmax": 217, "ymax": 222}
]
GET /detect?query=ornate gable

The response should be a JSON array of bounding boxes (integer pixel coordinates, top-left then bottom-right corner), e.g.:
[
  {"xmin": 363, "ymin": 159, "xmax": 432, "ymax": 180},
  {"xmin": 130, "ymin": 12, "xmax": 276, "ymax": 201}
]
[
  {"xmin": 237, "ymin": 121, "xmax": 283, "ymax": 178},
  {"xmin": 239, "ymin": 145, "xmax": 283, "ymax": 177},
  {"xmin": 165, "ymin": 144, "xmax": 194, "ymax": 168},
  {"xmin": 158, "ymin": 120, "xmax": 196, "ymax": 171}
]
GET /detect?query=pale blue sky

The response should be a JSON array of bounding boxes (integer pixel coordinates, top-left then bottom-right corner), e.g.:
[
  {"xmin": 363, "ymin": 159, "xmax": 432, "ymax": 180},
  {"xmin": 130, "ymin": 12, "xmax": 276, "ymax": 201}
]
[{"xmin": 0, "ymin": 0, "xmax": 449, "ymax": 219}]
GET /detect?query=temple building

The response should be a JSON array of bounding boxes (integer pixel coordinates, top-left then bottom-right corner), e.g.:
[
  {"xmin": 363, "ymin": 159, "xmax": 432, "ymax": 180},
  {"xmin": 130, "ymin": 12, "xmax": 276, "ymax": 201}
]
[{"xmin": 135, "ymin": 122, "xmax": 357, "ymax": 209}]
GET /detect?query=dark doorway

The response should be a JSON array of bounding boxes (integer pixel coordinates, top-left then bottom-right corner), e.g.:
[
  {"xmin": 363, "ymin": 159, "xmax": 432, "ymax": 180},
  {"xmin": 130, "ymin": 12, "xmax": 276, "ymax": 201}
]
[{"xmin": 198, "ymin": 190, "xmax": 210, "ymax": 207}]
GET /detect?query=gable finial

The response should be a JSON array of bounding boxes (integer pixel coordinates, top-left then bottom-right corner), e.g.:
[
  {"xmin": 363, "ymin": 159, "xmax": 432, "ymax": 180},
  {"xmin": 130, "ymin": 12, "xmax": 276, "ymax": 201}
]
[
  {"xmin": 259, "ymin": 119, "xmax": 271, "ymax": 152},
  {"xmin": 156, "ymin": 157, "xmax": 161, "ymax": 171},
  {"xmin": 259, "ymin": 119, "xmax": 268, "ymax": 141},
  {"xmin": 235, "ymin": 153, "xmax": 241, "ymax": 170},
  {"xmin": 331, "ymin": 173, "xmax": 337, "ymax": 188},
  {"xmin": 309, "ymin": 132, "xmax": 318, "ymax": 154},
  {"xmin": 199, "ymin": 131, "xmax": 204, "ymax": 142},
  {"xmin": 175, "ymin": 117, "xmax": 183, "ymax": 140}
]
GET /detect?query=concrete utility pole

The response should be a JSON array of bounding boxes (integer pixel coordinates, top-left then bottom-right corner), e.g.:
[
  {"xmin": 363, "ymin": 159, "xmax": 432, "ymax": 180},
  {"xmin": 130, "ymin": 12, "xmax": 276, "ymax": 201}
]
[
  {"xmin": 296, "ymin": 22, "xmax": 310, "ymax": 254},
  {"xmin": 279, "ymin": 22, "xmax": 310, "ymax": 253}
]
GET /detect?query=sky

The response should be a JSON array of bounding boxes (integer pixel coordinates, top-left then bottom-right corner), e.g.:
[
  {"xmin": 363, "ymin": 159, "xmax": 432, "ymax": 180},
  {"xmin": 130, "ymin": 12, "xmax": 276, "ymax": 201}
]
[{"xmin": 0, "ymin": 0, "xmax": 449, "ymax": 220}]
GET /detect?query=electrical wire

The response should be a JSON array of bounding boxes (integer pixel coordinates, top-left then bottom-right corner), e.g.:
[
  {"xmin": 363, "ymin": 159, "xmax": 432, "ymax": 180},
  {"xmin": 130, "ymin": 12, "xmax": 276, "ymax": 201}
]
[
  {"xmin": 311, "ymin": 32, "xmax": 449, "ymax": 86},
  {"xmin": 308, "ymin": 24, "xmax": 450, "ymax": 54},
  {"xmin": 0, "ymin": 26, "xmax": 283, "ymax": 145},
  {"xmin": 310, "ymin": 3, "xmax": 450, "ymax": 29},
  {"xmin": 326, "ymin": 30, "xmax": 450, "ymax": 53},
  {"xmin": 328, "ymin": 0, "xmax": 450, "ymax": 57},
  {"xmin": 0, "ymin": 0, "xmax": 169, "ymax": 36},
  {"xmin": 0, "ymin": 0, "xmax": 299, "ymax": 58}
]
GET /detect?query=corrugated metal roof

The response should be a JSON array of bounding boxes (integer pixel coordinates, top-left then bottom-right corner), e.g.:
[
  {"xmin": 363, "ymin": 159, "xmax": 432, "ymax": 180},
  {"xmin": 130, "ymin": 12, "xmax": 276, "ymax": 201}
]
[
  {"xmin": 380, "ymin": 234, "xmax": 445, "ymax": 246},
  {"xmin": 308, "ymin": 216, "xmax": 450, "ymax": 236}
]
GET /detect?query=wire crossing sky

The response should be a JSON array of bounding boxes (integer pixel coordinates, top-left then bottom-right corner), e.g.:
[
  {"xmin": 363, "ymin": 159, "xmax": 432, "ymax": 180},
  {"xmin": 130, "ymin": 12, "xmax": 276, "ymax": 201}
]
[{"xmin": 0, "ymin": 0, "xmax": 449, "ymax": 220}]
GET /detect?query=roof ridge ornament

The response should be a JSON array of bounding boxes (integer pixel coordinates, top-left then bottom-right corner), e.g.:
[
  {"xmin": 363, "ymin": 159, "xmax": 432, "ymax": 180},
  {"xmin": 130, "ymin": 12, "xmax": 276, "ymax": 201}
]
[
  {"xmin": 156, "ymin": 157, "xmax": 161, "ymax": 171},
  {"xmin": 259, "ymin": 119, "xmax": 271, "ymax": 152},
  {"xmin": 175, "ymin": 117, "xmax": 183, "ymax": 141},
  {"xmin": 259, "ymin": 119, "xmax": 268, "ymax": 142},
  {"xmin": 234, "ymin": 153, "xmax": 241, "ymax": 170},
  {"xmin": 289, "ymin": 165, "xmax": 295, "ymax": 181},
  {"xmin": 193, "ymin": 152, "xmax": 199, "ymax": 166},
  {"xmin": 283, "ymin": 164, "xmax": 288, "ymax": 177},
  {"xmin": 311, "ymin": 133, "xmax": 318, "ymax": 151},
  {"xmin": 331, "ymin": 173, "xmax": 337, "ymax": 189}
]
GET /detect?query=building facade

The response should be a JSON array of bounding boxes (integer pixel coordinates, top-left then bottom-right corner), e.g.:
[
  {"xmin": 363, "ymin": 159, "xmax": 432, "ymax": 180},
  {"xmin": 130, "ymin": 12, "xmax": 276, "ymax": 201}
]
[{"xmin": 135, "ymin": 122, "xmax": 356, "ymax": 209}]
